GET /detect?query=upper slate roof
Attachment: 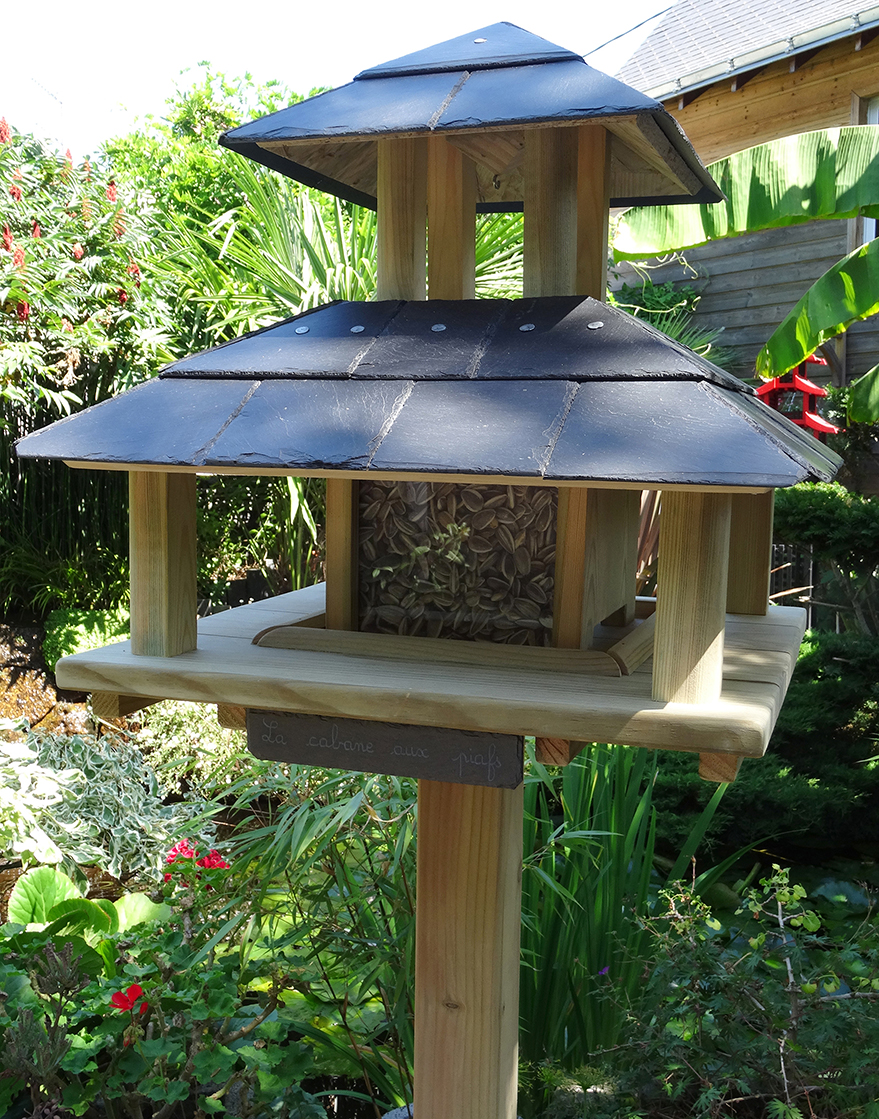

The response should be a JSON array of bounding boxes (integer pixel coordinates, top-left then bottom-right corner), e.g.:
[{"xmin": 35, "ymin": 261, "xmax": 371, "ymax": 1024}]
[
  {"xmin": 617, "ymin": 0, "xmax": 877, "ymax": 100},
  {"xmin": 219, "ymin": 22, "xmax": 722, "ymax": 211},
  {"xmin": 16, "ymin": 297, "xmax": 841, "ymax": 488}
]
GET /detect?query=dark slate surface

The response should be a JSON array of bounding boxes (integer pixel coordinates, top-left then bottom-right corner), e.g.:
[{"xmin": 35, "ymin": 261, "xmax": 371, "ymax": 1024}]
[
  {"xmin": 356, "ymin": 22, "xmax": 581, "ymax": 78},
  {"xmin": 204, "ymin": 380, "xmax": 406, "ymax": 469},
  {"xmin": 161, "ymin": 297, "xmax": 743, "ymax": 391},
  {"xmin": 15, "ymin": 295, "xmax": 843, "ymax": 487},
  {"xmin": 368, "ymin": 380, "xmax": 574, "ymax": 476},
  {"xmin": 218, "ymin": 23, "xmax": 722, "ymax": 211}
]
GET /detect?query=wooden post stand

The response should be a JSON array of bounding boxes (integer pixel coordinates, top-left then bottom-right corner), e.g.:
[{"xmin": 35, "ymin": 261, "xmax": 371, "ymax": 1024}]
[{"xmin": 411, "ymin": 133, "xmax": 524, "ymax": 1119}]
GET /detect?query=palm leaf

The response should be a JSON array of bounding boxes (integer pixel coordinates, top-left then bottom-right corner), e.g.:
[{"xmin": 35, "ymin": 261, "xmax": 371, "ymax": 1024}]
[
  {"xmin": 755, "ymin": 236, "xmax": 879, "ymax": 378},
  {"xmin": 615, "ymin": 126, "xmax": 879, "ymax": 258}
]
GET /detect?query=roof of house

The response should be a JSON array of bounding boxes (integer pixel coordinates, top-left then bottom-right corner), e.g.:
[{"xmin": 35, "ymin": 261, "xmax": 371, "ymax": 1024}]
[
  {"xmin": 616, "ymin": 0, "xmax": 879, "ymax": 100},
  {"xmin": 15, "ymin": 296, "xmax": 840, "ymax": 488},
  {"xmin": 219, "ymin": 21, "xmax": 722, "ymax": 211}
]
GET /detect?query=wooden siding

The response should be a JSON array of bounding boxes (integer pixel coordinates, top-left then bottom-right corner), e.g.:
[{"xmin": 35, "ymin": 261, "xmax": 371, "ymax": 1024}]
[
  {"xmin": 611, "ymin": 220, "xmax": 854, "ymax": 377},
  {"xmin": 665, "ymin": 33, "xmax": 879, "ymax": 163}
]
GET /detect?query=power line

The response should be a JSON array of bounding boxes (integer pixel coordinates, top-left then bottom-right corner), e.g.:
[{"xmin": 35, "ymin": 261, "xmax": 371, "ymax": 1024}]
[{"xmin": 582, "ymin": 7, "xmax": 672, "ymax": 57}]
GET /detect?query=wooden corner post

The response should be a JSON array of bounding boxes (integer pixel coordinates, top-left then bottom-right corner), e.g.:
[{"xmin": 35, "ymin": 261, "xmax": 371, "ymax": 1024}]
[
  {"xmin": 413, "ymin": 133, "xmax": 523, "ymax": 1119},
  {"xmin": 129, "ymin": 471, "xmax": 197, "ymax": 657}
]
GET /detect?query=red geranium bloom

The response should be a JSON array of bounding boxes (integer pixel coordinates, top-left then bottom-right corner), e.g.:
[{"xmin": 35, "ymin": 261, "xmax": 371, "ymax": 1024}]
[
  {"xmin": 110, "ymin": 984, "xmax": 145, "ymax": 1012},
  {"xmin": 196, "ymin": 849, "xmax": 231, "ymax": 870},
  {"xmin": 2, "ymin": 225, "xmax": 12, "ymax": 252},
  {"xmin": 0, "ymin": 118, "xmax": 10, "ymax": 144}
]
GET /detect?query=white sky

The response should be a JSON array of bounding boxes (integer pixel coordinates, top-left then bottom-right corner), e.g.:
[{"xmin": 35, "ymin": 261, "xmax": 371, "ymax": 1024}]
[{"xmin": 0, "ymin": 0, "xmax": 669, "ymax": 158}]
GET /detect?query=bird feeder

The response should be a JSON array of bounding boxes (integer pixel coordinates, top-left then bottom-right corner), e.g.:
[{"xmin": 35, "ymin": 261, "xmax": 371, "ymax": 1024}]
[
  {"xmin": 17, "ymin": 23, "xmax": 841, "ymax": 1119},
  {"xmin": 756, "ymin": 354, "xmax": 840, "ymax": 442}
]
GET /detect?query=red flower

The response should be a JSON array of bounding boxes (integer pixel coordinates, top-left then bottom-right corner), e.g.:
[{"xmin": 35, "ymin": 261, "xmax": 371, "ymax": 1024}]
[
  {"xmin": 106, "ymin": 179, "xmax": 117, "ymax": 202},
  {"xmin": 196, "ymin": 849, "xmax": 231, "ymax": 870},
  {"xmin": 9, "ymin": 184, "xmax": 21, "ymax": 202},
  {"xmin": 110, "ymin": 984, "xmax": 144, "ymax": 1012},
  {"xmin": 2, "ymin": 225, "xmax": 11, "ymax": 252},
  {"xmin": 16, "ymin": 301, "xmax": 29, "ymax": 322},
  {"xmin": 31, "ymin": 221, "xmax": 40, "ymax": 239},
  {"xmin": 0, "ymin": 118, "xmax": 10, "ymax": 144},
  {"xmin": 117, "ymin": 288, "xmax": 128, "ymax": 305},
  {"xmin": 13, "ymin": 245, "xmax": 24, "ymax": 268},
  {"xmin": 72, "ymin": 242, "xmax": 84, "ymax": 260}
]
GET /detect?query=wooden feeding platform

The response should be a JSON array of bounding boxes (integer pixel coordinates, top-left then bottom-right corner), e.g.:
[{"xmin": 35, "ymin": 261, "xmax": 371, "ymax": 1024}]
[
  {"xmin": 16, "ymin": 21, "xmax": 842, "ymax": 1119},
  {"xmin": 70, "ymin": 585, "xmax": 805, "ymax": 775}
]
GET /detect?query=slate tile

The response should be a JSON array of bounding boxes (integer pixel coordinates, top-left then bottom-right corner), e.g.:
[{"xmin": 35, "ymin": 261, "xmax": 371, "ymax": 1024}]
[
  {"xmin": 203, "ymin": 379, "xmax": 410, "ymax": 469},
  {"xmin": 163, "ymin": 301, "xmax": 402, "ymax": 377},
  {"xmin": 370, "ymin": 379, "xmax": 573, "ymax": 474},
  {"xmin": 546, "ymin": 381, "xmax": 811, "ymax": 486},
  {"xmin": 15, "ymin": 379, "xmax": 257, "ymax": 466},
  {"xmin": 358, "ymin": 299, "xmax": 508, "ymax": 378}
]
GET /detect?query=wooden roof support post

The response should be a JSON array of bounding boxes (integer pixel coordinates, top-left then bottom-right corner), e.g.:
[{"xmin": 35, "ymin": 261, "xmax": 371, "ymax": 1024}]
[
  {"xmin": 325, "ymin": 138, "xmax": 429, "ymax": 633},
  {"xmin": 652, "ymin": 490, "xmax": 731, "ymax": 704},
  {"xmin": 129, "ymin": 471, "xmax": 197, "ymax": 657},
  {"xmin": 652, "ymin": 491, "xmax": 734, "ymax": 781},
  {"xmin": 726, "ymin": 490, "xmax": 774, "ymax": 615},
  {"xmin": 428, "ymin": 137, "xmax": 476, "ymax": 300},
  {"xmin": 414, "ymin": 132, "xmax": 520, "ymax": 1119},
  {"xmin": 536, "ymin": 124, "xmax": 638, "ymax": 765}
]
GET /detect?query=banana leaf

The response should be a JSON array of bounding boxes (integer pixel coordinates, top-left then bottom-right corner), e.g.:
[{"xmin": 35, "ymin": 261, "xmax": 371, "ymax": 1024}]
[
  {"xmin": 615, "ymin": 126, "xmax": 879, "ymax": 258},
  {"xmin": 755, "ymin": 237, "xmax": 879, "ymax": 379}
]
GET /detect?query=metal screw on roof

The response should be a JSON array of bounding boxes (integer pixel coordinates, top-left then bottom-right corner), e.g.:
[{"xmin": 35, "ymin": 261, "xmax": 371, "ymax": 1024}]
[
  {"xmin": 587, "ymin": 321, "xmax": 605, "ymax": 330},
  {"xmin": 295, "ymin": 326, "xmax": 310, "ymax": 334},
  {"xmin": 519, "ymin": 323, "xmax": 535, "ymax": 332},
  {"xmin": 350, "ymin": 325, "xmax": 365, "ymax": 333},
  {"xmin": 431, "ymin": 324, "xmax": 447, "ymax": 332}
]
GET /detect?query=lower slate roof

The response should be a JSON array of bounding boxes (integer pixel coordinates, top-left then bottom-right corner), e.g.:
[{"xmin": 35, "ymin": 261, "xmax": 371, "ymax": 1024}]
[{"xmin": 15, "ymin": 296, "xmax": 841, "ymax": 489}]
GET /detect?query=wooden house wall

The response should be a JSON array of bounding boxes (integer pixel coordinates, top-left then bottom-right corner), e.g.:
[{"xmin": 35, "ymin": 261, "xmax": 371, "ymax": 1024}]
[{"xmin": 619, "ymin": 32, "xmax": 879, "ymax": 383}]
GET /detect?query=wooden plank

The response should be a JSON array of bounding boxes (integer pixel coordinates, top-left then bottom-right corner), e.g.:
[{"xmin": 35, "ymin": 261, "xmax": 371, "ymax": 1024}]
[
  {"xmin": 198, "ymin": 584, "xmax": 327, "ymax": 639},
  {"xmin": 604, "ymin": 114, "xmax": 703, "ymax": 196},
  {"xmin": 552, "ymin": 487, "xmax": 589, "ymax": 650},
  {"xmin": 607, "ymin": 613, "xmax": 656, "ymax": 675},
  {"xmin": 376, "ymin": 137, "xmax": 427, "ymax": 301},
  {"xmin": 325, "ymin": 479, "xmax": 358, "ymax": 632},
  {"xmin": 91, "ymin": 692, "xmax": 158, "ymax": 719},
  {"xmin": 582, "ymin": 489, "xmax": 639, "ymax": 636},
  {"xmin": 653, "ymin": 491, "xmax": 731, "ymax": 704},
  {"xmin": 217, "ymin": 703, "xmax": 247, "ymax": 730},
  {"xmin": 427, "ymin": 136, "xmax": 476, "ymax": 300},
  {"xmin": 414, "ymin": 780, "xmax": 522, "ymax": 1119},
  {"xmin": 576, "ymin": 126, "xmax": 610, "ymax": 299},
  {"xmin": 54, "ymin": 628, "xmax": 790, "ymax": 756},
  {"xmin": 523, "ymin": 127, "xmax": 578, "ymax": 297},
  {"xmin": 257, "ymin": 623, "xmax": 621, "ymax": 676},
  {"xmin": 699, "ymin": 753, "xmax": 743, "ymax": 783},
  {"xmin": 129, "ymin": 471, "xmax": 197, "ymax": 657},
  {"xmin": 247, "ymin": 710, "xmax": 524, "ymax": 788},
  {"xmin": 66, "ymin": 463, "xmax": 774, "ymax": 496},
  {"xmin": 727, "ymin": 491, "xmax": 774, "ymax": 615}
]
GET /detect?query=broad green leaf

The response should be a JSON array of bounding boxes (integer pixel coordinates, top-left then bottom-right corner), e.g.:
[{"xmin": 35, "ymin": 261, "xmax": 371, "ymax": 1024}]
[
  {"xmin": 114, "ymin": 892, "xmax": 172, "ymax": 932},
  {"xmin": 46, "ymin": 897, "xmax": 114, "ymax": 937},
  {"xmin": 756, "ymin": 237, "xmax": 879, "ymax": 377},
  {"xmin": 8, "ymin": 866, "xmax": 82, "ymax": 925},
  {"xmin": 848, "ymin": 363, "xmax": 879, "ymax": 423},
  {"xmin": 615, "ymin": 125, "xmax": 879, "ymax": 258}
]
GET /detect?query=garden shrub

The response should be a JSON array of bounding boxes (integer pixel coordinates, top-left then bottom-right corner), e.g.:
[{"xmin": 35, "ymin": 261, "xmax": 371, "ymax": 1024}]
[
  {"xmin": 0, "ymin": 727, "xmax": 216, "ymax": 881},
  {"xmin": 652, "ymin": 628, "xmax": 879, "ymax": 855},
  {"xmin": 43, "ymin": 606, "xmax": 129, "ymax": 669}
]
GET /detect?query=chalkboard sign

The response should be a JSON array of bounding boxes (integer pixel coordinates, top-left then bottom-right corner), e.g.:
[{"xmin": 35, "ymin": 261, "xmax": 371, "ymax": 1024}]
[{"xmin": 246, "ymin": 710, "xmax": 524, "ymax": 788}]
